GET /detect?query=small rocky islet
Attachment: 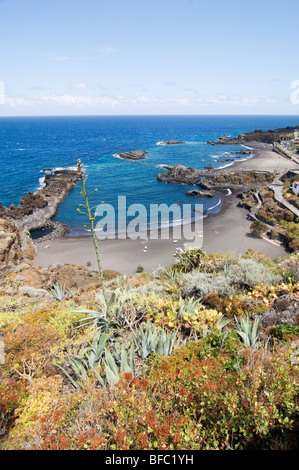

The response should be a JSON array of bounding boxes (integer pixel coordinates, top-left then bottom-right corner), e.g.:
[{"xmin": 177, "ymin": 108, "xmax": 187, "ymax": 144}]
[{"xmin": 114, "ymin": 149, "xmax": 148, "ymax": 160}]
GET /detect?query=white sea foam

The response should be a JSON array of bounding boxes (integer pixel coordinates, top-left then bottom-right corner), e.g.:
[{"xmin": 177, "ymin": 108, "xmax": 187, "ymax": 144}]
[
  {"xmin": 216, "ymin": 161, "xmax": 235, "ymax": 170},
  {"xmin": 156, "ymin": 164, "xmax": 169, "ymax": 169},
  {"xmin": 42, "ymin": 165, "xmax": 80, "ymax": 174},
  {"xmin": 112, "ymin": 153, "xmax": 127, "ymax": 160},
  {"xmin": 241, "ymin": 144, "xmax": 257, "ymax": 151},
  {"xmin": 38, "ymin": 176, "xmax": 46, "ymax": 187},
  {"xmin": 207, "ymin": 198, "xmax": 222, "ymax": 211},
  {"xmin": 35, "ymin": 176, "xmax": 46, "ymax": 192}
]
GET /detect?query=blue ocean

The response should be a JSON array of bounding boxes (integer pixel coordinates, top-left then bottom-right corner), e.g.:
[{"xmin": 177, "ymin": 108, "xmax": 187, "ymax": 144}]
[{"xmin": 0, "ymin": 115, "xmax": 298, "ymax": 235}]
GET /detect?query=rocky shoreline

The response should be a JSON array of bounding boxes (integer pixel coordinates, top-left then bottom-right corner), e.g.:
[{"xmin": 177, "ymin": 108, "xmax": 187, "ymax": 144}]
[
  {"xmin": 207, "ymin": 125, "xmax": 299, "ymax": 145},
  {"xmin": 0, "ymin": 169, "xmax": 79, "ymax": 241}
]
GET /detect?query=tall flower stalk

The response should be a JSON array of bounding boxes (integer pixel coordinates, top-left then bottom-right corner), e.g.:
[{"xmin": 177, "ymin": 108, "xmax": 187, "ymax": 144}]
[{"xmin": 77, "ymin": 159, "xmax": 108, "ymax": 304}]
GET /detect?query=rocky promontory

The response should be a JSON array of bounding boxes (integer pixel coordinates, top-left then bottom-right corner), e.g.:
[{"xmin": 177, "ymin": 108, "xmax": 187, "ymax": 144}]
[
  {"xmin": 114, "ymin": 150, "xmax": 147, "ymax": 160},
  {"xmin": 157, "ymin": 164, "xmax": 275, "ymax": 192},
  {"xmin": 200, "ymin": 170, "xmax": 275, "ymax": 191},
  {"xmin": 0, "ymin": 169, "xmax": 79, "ymax": 236},
  {"xmin": 207, "ymin": 125, "xmax": 299, "ymax": 145}
]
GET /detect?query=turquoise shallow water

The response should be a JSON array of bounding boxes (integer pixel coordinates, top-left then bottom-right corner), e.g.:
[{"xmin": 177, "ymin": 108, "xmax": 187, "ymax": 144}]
[{"xmin": 0, "ymin": 115, "xmax": 298, "ymax": 235}]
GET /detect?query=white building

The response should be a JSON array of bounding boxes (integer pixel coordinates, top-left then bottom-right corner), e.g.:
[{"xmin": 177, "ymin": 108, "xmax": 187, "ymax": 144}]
[{"xmin": 292, "ymin": 181, "xmax": 299, "ymax": 196}]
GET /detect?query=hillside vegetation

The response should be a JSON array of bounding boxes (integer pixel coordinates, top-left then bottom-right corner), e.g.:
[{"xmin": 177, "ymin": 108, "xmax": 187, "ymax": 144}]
[{"xmin": 0, "ymin": 247, "xmax": 298, "ymax": 450}]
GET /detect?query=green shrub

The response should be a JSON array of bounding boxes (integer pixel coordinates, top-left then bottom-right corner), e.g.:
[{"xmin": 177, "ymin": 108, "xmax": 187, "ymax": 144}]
[
  {"xmin": 6, "ymin": 339, "xmax": 298, "ymax": 450},
  {"xmin": 277, "ymin": 253, "xmax": 299, "ymax": 282},
  {"xmin": 173, "ymin": 247, "xmax": 206, "ymax": 273},
  {"xmin": 250, "ymin": 220, "xmax": 268, "ymax": 237},
  {"xmin": 226, "ymin": 258, "xmax": 282, "ymax": 289},
  {"xmin": 181, "ymin": 272, "xmax": 236, "ymax": 299}
]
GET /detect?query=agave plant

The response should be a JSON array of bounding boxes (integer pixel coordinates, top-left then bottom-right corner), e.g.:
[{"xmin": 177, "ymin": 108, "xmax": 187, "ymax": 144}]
[
  {"xmin": 156, "ymin": 328, "xmax": 179, "ymax": 357},
  {"xmin": 103, "ymin": 342, "xmax": 135, "ymax": 385},
  {"xmin": 176, "ymin": 296, "xmax": 202, "ymax": 320},
  {"xmin": 55, "ymin": 331, "xmax": 110, "ymax": 388},
  {"xmin": 134, "ymin": 321, "xmax": 180, "ymax": 359},
  {"xmin": 165, "ymin": 268, "xmax": 182, "ymax": 284},
  {"xmin": 75, "ymin": 288, "xmax": 132, "ymax": 331},
  {"xmin": 216, "ymin": 315, "xmax": 231, "ymax": 331},
  {"xmin": 48, "ymin": 283, "xmax": 66, "ymax": 301},
  {"xmin": 134, "ymin": 322, "xmax": 160, "ymax": 359},
  {"xmin": 234, "ymin": 315, "xmax": 260, "ymax": 347}
]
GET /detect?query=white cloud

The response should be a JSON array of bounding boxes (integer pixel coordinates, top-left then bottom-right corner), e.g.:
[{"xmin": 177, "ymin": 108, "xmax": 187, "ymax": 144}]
[
  {"xmin": 69, "ymin": 82, "xmax": 89, "ymax": 90},
  {"xmin": 196, "ymin": 94, "xmax": 277, "ymax": 107},
  {"xmin": 4, "ymin": 91, "xmax": 278, "ymax": 112}
]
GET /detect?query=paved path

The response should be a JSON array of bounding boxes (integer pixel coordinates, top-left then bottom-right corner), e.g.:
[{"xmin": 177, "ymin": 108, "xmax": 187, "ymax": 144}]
[{"xmin": 269, "ymin": 183, "xmax": 299, "ymax": 217}]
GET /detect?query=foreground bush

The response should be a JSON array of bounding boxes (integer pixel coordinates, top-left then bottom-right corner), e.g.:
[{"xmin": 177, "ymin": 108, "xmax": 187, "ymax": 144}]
[
  {"xmin": 3, "ymin": 332, "xmax": 298, "ymax": 450},
  {"xmin": 1, "ymin": 249, "xmax": 298, "ymax": 450}
]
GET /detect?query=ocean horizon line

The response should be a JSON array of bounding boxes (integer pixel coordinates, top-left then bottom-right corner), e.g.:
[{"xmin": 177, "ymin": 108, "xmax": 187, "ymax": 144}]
[{"xmin": 1, "ymin": 113, "xmax": 299, "ymax": 119}]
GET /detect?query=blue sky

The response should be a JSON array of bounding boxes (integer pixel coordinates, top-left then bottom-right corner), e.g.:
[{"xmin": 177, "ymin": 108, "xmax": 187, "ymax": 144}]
[{"xmin": 0, "ymin": 0, "xmax": 299, "ymax": 116}]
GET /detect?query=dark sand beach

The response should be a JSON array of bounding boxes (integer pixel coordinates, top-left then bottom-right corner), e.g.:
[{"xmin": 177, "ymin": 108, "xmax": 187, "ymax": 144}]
[{"xmin": 34, "ymin": 144, "xmax": 298, "ymax": 275}]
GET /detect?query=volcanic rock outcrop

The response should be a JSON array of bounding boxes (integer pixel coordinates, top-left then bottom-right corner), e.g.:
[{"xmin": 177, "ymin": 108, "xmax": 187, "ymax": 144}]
[
  {"xmin": 157, "ymin": 165, "xmax": 275, "ymax": 192},
  {"xmin": 157, "ymin": 165, "xmax": 207, "ymax": 185},
  {"xmin": 0, "ymin": 169, "xmax": 79, "ymax": 234},
  {"xmin": 0, "ymin": 218, "xmax": 35, "ymax": 267},
  {"xmin": 207, "ymin": 125, "xmax": 299, "ymax": 145},
  {"xmin": 115, "ymin": 150, "xmax": 147, "ymax": 160}
]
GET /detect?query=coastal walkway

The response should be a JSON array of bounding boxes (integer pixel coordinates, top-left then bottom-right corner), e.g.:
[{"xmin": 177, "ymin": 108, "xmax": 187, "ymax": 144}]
[{"xmin": 268, "ymin": 183, "xmax": 299, "ymax": 218}]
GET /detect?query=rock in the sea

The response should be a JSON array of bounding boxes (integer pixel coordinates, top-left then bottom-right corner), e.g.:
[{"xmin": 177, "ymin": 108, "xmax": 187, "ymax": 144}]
[
  {"xmin": 185, "ymin": 189, "xmax": 217, "ymax": 197},
  {"xmin": 157, "ymin": 165, "xmax": 205, "ymax": 185},
  {"xmin": 157, "ymin": 140, "xmax": 186, "ymax": 145},
  {"xmin": 115, "ymin": 150, "xmax": 147, "ymax": 160}
]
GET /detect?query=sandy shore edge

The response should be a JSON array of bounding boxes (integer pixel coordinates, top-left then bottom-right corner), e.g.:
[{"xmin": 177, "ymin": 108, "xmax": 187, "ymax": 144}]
[{"xmin": 34, "ymin": 143, "xmax": 298, "ymax": 275}]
